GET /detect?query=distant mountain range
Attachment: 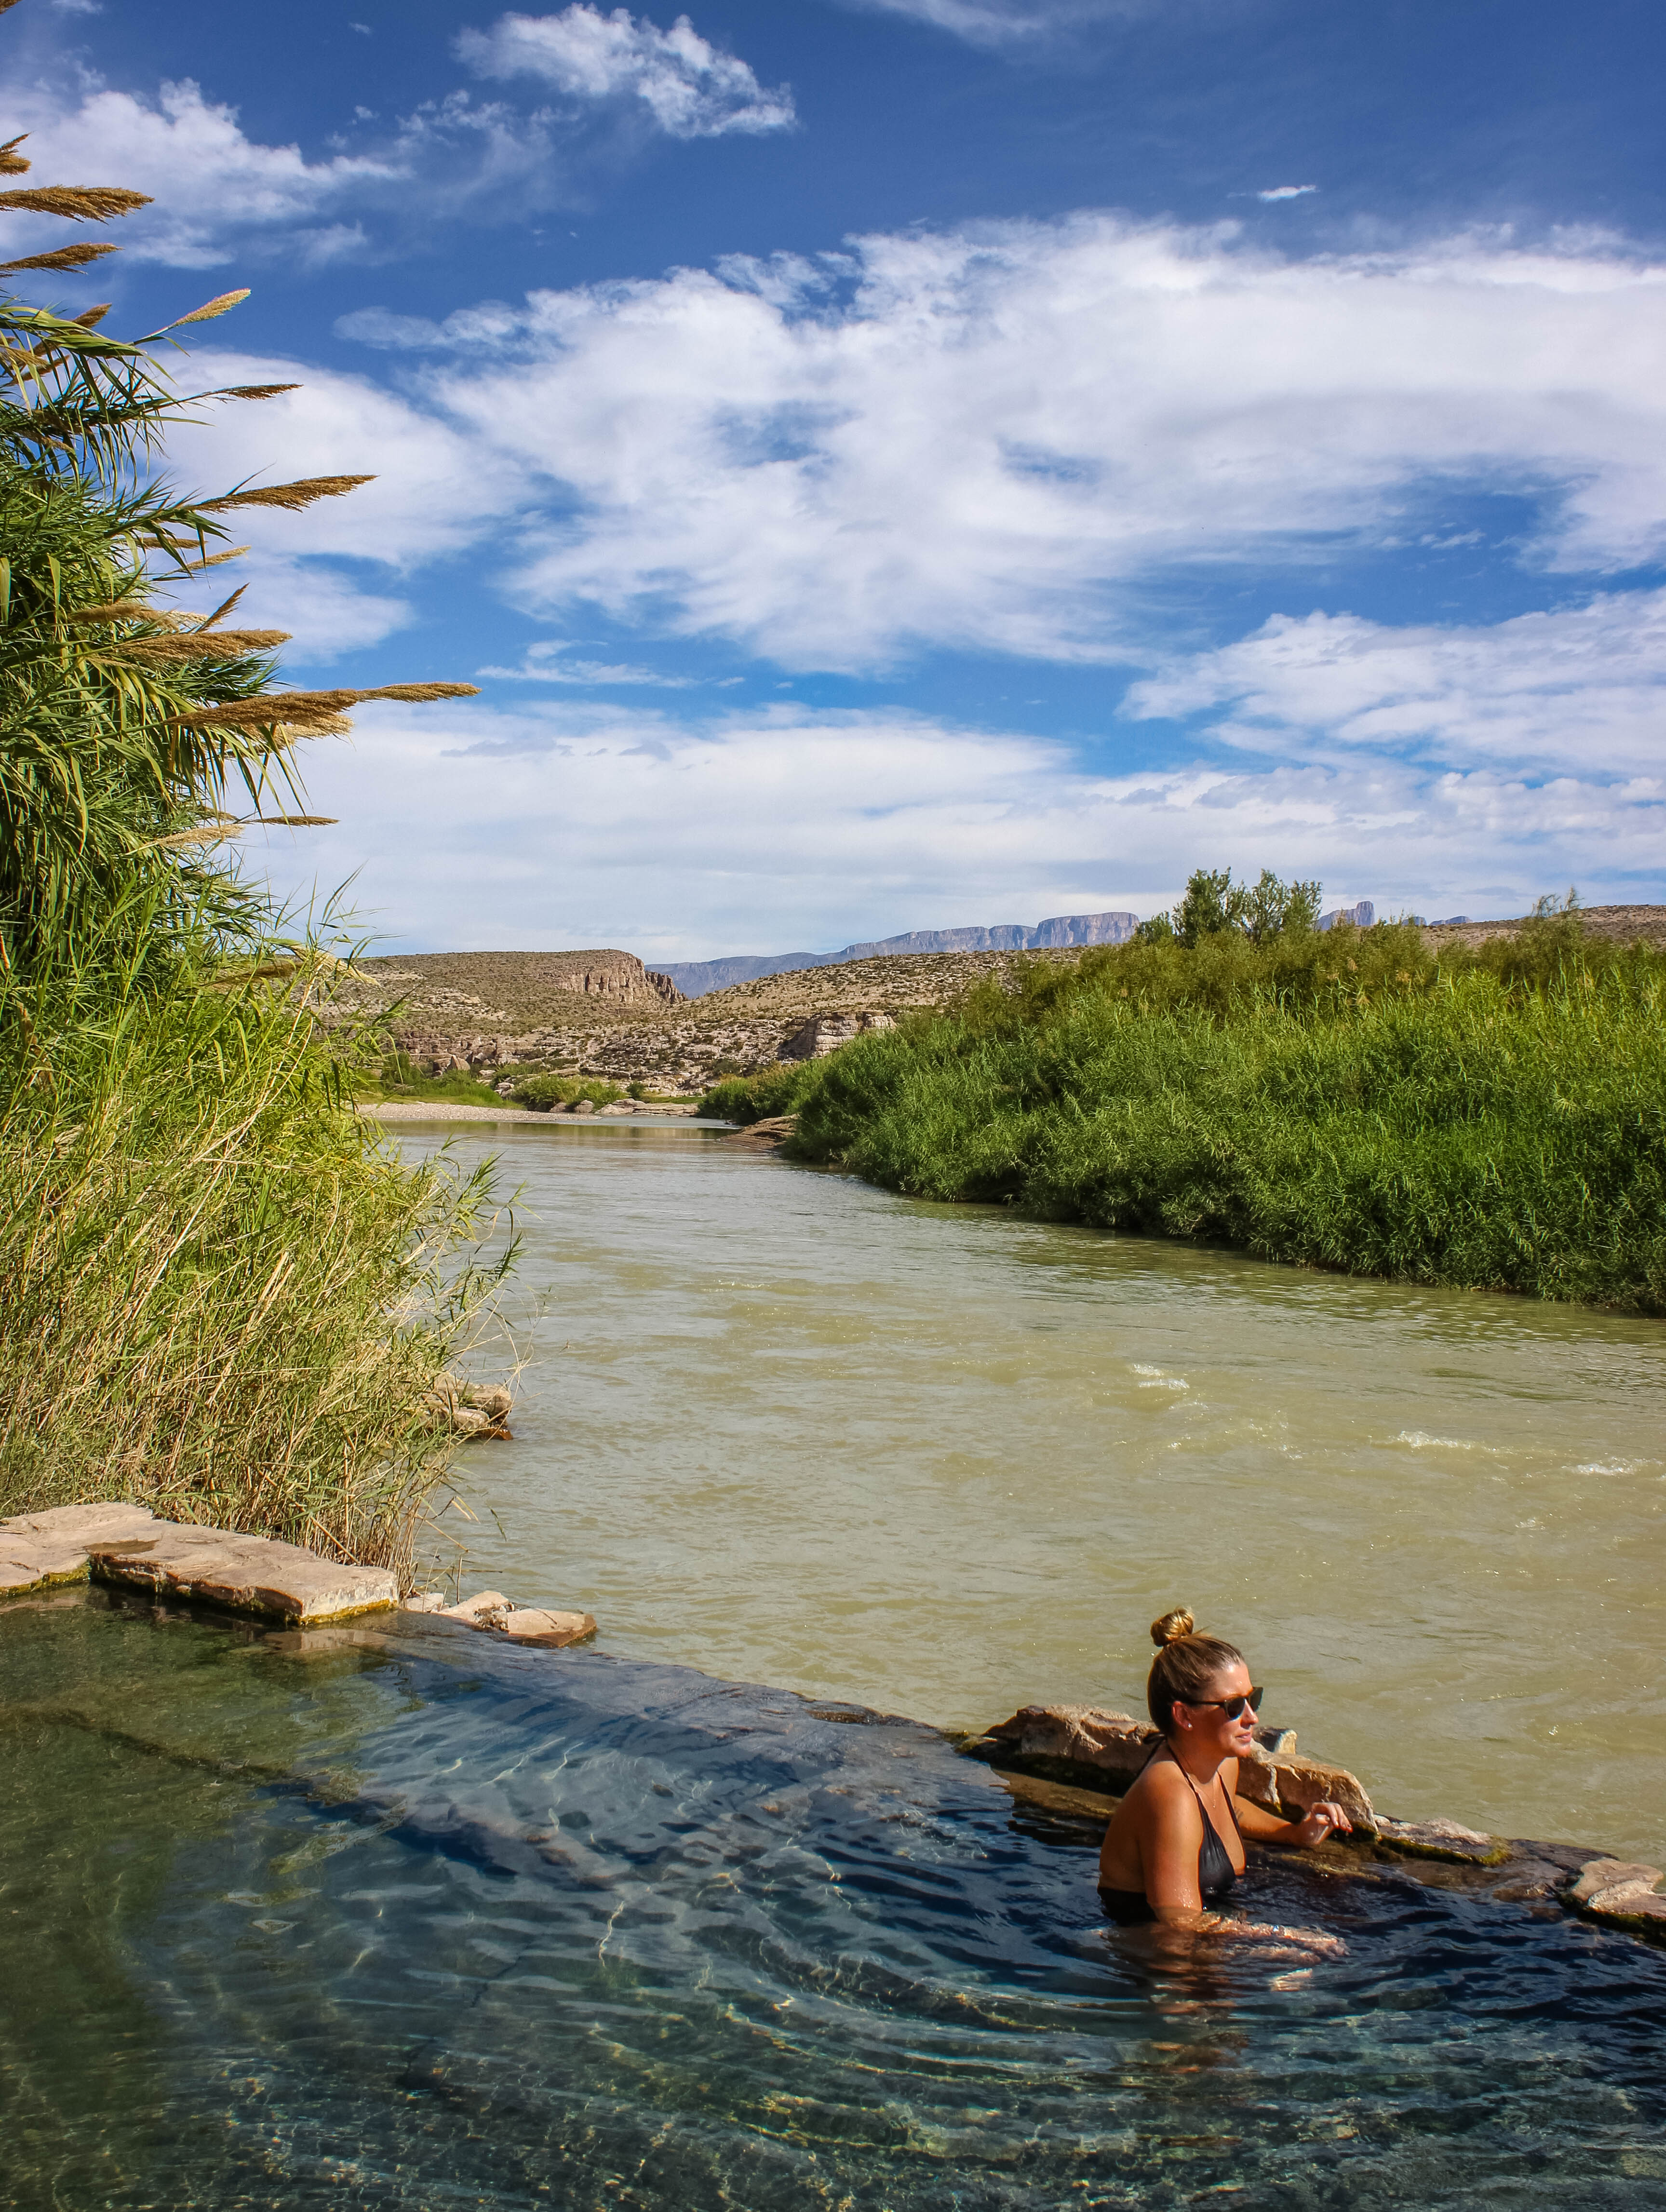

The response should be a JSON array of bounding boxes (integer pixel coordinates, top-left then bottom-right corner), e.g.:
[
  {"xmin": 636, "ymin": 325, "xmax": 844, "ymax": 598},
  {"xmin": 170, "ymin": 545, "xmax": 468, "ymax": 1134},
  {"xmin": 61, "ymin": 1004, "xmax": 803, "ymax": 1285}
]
[
  {"xmin": 662, "ymin": 900, "xmax": 1379, "ymax": 998},
  {"xmin": 660, "ymin": 910, "xmax": 1143, "ymax": 997}
]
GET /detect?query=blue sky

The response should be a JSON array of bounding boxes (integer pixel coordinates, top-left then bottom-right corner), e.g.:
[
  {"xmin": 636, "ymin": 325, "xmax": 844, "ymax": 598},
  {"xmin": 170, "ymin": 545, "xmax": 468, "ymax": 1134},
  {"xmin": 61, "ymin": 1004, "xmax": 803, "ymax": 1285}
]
[{"xmin": 6, "ymin": 0, "xmax": 1665, "ymax": 955}]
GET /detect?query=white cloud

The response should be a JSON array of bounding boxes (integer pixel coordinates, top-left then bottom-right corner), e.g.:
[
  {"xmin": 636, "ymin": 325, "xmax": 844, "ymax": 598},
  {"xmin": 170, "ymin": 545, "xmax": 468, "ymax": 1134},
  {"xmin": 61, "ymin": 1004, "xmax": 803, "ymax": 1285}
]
[
  {"xmin": 144, "ymin": 349, "xmax": 522, "ymax": 661},
  {"xmin": 1, "ymin": 77, "xmax": 394, "ymax": 267},
  {"xmin": 382, "ymin": 216, "xmax": 1666, "ymax": 670},
  {"xmin": 162, "ymin": 349, "xmax": 515, "ymax": 565},
  {"xmin": 838, "ymin": 0, "xmax": 1130, "ymax": 43},
  {"xmin": 476, "ymin": 640, "xmax": 701, "ymax": 684},
  {"xmin": 457, "ymin": 7, "xmax": 795, "ymax": 138},
  {"xmin": 247, "ymin": 699, "xmax": 1666, "ymax": 958},
  {"xmin": 1126, "ymin": 591, "xmax": 1666, "ymax": 778},
  {"xmin": 1258, "ymin": 184, "xmax": 1317, "ymax": 202}
]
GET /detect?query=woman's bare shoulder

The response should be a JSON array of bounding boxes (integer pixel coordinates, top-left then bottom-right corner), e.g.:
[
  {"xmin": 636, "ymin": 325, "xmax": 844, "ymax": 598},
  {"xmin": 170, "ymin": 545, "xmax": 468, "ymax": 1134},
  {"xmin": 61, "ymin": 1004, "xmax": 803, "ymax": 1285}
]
[{"xmin": 1133, "ymin": 1760, "xmax": 1200, "ymax": 1817}]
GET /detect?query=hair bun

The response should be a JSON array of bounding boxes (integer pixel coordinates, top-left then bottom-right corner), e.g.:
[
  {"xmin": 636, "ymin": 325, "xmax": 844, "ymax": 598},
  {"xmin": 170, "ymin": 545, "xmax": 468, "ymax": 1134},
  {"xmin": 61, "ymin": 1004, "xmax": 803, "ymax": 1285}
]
[{"xmin": 1150, "ymin": 1607, "xmax": 1196, "ymax": 1648}]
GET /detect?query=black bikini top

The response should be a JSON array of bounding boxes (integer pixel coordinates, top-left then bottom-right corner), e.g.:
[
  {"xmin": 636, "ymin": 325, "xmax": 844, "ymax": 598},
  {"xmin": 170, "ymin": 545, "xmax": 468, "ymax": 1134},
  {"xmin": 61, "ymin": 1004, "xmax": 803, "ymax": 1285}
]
[{"xmin": 1178, "ymin": 1759, "xmax": 1243, "ymax": 1901}]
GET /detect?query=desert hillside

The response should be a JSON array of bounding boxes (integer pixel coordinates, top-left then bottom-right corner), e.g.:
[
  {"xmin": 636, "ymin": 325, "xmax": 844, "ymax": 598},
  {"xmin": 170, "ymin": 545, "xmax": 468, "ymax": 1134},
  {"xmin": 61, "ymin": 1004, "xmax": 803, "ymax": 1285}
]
[
  {"xmin": 326, "ymin": 946, "xmax": 1057, "ymax": 1093},
  {"xmin": 325, "ymin": 915, "xmax": 1666, "ymax": 1095}
]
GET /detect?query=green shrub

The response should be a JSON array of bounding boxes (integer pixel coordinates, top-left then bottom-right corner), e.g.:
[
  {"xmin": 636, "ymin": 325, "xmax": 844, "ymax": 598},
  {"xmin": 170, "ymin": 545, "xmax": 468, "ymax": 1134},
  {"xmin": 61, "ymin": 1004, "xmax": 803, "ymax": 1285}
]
[
  {"xmin": 700, "ymin": 1061, "xmax": 815, "ymax": 1123},
  {"xmin": 509, "ymin": 1072, "xmax": 625, "ymax": 1111},
  {"xmin": 772, "ymin": 931, "xmax": 1666, "ymax": 1310}
]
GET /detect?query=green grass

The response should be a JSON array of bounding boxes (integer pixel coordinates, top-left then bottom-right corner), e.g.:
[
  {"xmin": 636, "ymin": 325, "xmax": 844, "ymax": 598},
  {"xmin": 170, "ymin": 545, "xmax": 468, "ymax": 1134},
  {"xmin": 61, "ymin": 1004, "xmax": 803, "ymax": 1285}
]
[
  {"xmin": 703, "ymin": 921, "xmax": 1666, "ymax": 1310},
  {"xmin": 365, "ymin": 1052, "xmax": 511, "ymax": 1109}
]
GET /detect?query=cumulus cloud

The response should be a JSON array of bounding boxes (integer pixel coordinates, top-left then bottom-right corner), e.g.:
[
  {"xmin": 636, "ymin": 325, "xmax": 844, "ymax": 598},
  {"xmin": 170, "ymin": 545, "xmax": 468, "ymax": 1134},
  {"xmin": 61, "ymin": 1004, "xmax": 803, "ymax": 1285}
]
[
  {"xmin": 457, "ymin": 6, "xmax": 795, "ymax": 137},
  {"xmin": 0, "ymin": 77, "xmax": 393, "ymax": 267},
  {"xmin": 1126, "ymin": 591, "xmax": 1666, "ymax": 778},
  {"xmin": 246, "ymin": 699, "xmax": 1666, "ymax": 956},
  {"xmin": 144, "ymin": 350, "xmax": 524, "ymax": 661},
  {"xmin": 1258, "ymin": 184, "xmax": 1317, "ymax": 202},
  {"xmin": 371, "ymin": 216, "xmax": 1666, "ymax": 669}
]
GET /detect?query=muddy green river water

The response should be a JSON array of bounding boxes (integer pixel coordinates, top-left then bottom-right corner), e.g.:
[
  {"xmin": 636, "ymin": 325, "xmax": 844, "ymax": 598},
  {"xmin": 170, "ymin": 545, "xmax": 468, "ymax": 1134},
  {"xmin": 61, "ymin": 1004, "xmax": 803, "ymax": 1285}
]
[{"xmin": 400, "ymin": 1119, "xmax": 1664, "ymax": 1858}]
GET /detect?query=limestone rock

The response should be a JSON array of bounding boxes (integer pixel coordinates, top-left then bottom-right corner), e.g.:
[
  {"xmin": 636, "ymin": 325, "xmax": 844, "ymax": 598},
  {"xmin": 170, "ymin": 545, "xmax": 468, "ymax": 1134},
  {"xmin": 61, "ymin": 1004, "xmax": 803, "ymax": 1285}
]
[
  {"xmin": 1375, "ymin": 1815, "xmax": 1507, "ymax": 1865},
  {"xmin": 424, "ymin": 1373, "xmax": 514, "ymax": 1437},
  {"xmin": 725, "ymin": 1114, "xmax": 798, "ymax": 1146},
  {"xmin": 438, "ymin": 1589, "xmax": 512, "ymax": 1628},
  {"xmin": 0, "ymin": 1502, "xmax": 164, "ymax": 1595},
  {"xmin": 1585, "ymin": 1888, "xmax": 1666, "ymax": 1932},
  {"xmin": 778, "ymin": 1011, "xmax": 897, "ymax": 1062},
  {"xmin": 981, "ymin": 1704, "xmax": 1158, "ymax": 1787},
  {"xmin": 1569, "ymin": 1858, "xmax": 1665, "ymax": 1908},
  {"xmin": 973, "ymin": 1702, "xmax": 1376, "ymax": 1834},
  {"xmin": 497, "ymin": 1607, "xmax": 596, "ymax": 1648},
  {"xmin": 87, "ymin": 1525, "xmax": 397, "ymax": 1624},
  {"xmin": 400, "ymin": 1591, "xmax": 449, "ymax": 1613},
  {"xmin": 1258, "ymin": 1750, "xmax": 1377, "ymax": 1835},
  {"xmin": 434, "ymin": 1590, "xmax": 596, "ymax": 1646}
]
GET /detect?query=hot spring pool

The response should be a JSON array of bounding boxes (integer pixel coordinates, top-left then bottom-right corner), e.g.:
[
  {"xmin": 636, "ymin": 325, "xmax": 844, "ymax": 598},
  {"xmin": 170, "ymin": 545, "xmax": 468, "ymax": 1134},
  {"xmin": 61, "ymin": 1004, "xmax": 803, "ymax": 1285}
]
[{"xmin": 4, "ymin": 1588, "xmax": 1663, "ymax": 2210}]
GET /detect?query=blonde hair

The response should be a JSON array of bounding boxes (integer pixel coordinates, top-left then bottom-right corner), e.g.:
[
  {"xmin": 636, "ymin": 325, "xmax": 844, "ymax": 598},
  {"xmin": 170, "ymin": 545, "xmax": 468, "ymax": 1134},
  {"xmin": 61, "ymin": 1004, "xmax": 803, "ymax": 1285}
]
[{"xmin": 1146, "ymin": 1607, "xmax": 1245, "ymax": 1735}]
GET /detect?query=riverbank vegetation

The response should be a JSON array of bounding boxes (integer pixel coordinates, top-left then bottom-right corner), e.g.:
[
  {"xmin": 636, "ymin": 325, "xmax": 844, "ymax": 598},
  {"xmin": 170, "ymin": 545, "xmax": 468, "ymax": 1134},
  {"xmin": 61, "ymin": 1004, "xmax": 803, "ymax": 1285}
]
[
  {"xmin": 0, "ymin": 84, "xmax": 506, "ymax": 1572},
  {"xmin": 704, "ymin": 884, "xmax": 1666, "ymax": 1311}
]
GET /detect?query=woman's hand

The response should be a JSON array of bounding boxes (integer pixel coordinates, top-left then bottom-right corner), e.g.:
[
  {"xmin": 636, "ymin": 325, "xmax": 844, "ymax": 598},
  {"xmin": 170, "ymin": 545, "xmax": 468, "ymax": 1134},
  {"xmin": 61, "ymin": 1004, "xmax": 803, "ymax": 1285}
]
[{"xmin": 1287, "ymin": 1799, "xmax": 1353, "ymax": 1848}]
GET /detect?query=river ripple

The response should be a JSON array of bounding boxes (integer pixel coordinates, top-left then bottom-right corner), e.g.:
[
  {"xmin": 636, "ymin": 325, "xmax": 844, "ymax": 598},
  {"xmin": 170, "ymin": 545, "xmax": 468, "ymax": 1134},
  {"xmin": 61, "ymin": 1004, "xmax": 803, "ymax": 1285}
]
[{"xmin": 396, "ymin": 1119, "xmax": 1665, "ymax": 1859}]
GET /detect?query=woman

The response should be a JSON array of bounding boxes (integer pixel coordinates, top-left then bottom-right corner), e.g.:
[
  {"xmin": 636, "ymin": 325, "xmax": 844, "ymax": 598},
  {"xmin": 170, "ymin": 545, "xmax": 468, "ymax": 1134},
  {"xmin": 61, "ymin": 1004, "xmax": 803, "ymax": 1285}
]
[{"xmin": 1098, "ymin": 1609, "xmax": 1354, "ymax": 1933}]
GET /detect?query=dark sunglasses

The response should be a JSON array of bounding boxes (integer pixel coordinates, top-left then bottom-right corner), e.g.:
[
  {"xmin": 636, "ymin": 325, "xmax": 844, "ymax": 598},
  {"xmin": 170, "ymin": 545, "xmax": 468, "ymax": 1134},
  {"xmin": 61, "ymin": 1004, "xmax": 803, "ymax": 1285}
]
[{"xmin": 1182, "ymin": 1687, "xmax": 1265, "ymax": 1722}]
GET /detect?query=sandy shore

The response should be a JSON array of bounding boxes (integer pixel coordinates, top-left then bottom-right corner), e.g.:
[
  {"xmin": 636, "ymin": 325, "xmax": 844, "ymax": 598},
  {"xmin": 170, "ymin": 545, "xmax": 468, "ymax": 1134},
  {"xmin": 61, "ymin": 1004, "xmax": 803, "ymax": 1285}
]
[
  {"xmin": 363, "ymin": 1101, "xmax": 709, "ymax": 1123},
  {"xmin": 363, "ymin": 1102, "xmax": 536, "ymax": 1122}
]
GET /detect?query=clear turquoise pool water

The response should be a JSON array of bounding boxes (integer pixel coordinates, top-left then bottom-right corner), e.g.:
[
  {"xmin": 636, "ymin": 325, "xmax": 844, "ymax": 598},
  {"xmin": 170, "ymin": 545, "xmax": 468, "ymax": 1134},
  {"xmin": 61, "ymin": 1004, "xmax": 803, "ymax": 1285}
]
[{"xmin": 4, "ymin": 1588, "xmax": 1663, "ymax": 2211}]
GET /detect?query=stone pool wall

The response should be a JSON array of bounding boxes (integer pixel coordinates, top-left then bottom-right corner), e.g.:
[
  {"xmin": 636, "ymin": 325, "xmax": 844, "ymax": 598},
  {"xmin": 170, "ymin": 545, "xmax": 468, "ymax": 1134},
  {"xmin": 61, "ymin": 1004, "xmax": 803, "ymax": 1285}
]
[{"xmin": 1, "ymin": 1500, "xmax": 1659, "ymax": 1944}]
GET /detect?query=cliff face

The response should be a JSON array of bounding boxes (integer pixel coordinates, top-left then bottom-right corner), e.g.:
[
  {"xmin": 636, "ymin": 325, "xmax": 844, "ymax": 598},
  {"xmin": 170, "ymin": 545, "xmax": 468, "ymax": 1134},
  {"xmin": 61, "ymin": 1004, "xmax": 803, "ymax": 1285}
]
[
  {"xmin": 336, "ymin": 949, "xmax": 683, "ymax": 1030},
  {"xmin": 662, "ymin": 910, "xmax": 1141, "ymax": 997}
]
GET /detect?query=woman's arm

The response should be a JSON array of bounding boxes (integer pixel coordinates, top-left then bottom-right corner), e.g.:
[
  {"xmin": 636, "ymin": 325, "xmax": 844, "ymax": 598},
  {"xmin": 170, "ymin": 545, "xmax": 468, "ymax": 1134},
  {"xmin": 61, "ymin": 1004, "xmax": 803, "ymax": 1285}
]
[{"xmin": 1232, "ymin": 1792, "xmax": 1355, "ymax": 1848}]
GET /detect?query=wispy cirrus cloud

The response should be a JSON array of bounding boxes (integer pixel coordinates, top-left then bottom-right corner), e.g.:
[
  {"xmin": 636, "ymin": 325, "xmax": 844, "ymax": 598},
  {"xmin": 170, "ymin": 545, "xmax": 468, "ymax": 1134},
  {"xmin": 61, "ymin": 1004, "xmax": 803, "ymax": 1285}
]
[
  {"xmin": 456, "ymin": 6, "xmax": 795, "ymax": 137},
  {"xmin": 1126, "ymin": 590, "xmax": 1666, "ymax": 777},
  {"xmin": 836, "ymin": 0, "xmax": 1143, "ymax": 47}
]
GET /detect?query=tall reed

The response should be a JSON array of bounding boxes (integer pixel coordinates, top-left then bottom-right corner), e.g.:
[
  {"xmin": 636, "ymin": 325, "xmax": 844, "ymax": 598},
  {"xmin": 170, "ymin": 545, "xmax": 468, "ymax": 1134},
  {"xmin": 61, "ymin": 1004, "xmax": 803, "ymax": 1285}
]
[{"xmin": 0, "ymin": 915, "xmax": 512, "ymax": 1575}]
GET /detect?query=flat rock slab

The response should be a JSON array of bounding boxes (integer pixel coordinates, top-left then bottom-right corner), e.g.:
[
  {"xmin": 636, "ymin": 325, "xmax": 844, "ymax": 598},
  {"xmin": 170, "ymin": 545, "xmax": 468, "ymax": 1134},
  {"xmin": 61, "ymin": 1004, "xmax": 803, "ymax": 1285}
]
[
  {"xmin": 86, "ymin": 1527, "xmax": 396, "ymax": 1625},
  {"xmin": 1375, "ymin": 1816, "xmax": 1509, "ymax": 1866},
  {"xmin": 0, "ymin": 1503, "xmax": 165, "ymax": 1595},
  {"xmin": 498, "ymin": 1608, "xmax": 596, "ymax": 1648}
]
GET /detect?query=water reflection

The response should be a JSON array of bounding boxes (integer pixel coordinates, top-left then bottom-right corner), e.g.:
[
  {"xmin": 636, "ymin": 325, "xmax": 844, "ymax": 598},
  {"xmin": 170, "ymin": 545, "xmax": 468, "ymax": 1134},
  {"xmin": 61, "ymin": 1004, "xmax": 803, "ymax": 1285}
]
[
  {"xmin": 3, "ymin": 1593, "xmax": 1663, "ymax": 2211},
  {"xmin": 396, "ymin": 1123, "xmax": 1666, "ymax": 1855}
]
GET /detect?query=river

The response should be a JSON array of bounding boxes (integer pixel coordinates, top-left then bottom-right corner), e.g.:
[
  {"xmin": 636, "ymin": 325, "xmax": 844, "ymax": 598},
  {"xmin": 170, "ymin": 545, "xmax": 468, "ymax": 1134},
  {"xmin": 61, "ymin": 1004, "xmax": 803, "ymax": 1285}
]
[{"xmin": 399, "ymin": 1118, "xmax": 1664, "ymax": 1859}]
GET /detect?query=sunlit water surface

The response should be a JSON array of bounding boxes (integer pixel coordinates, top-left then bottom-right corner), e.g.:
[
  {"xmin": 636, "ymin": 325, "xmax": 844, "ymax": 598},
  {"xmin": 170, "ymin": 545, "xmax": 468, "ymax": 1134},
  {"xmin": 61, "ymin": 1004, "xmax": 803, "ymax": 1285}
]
[
  {"xmin": 400, "ymin": 1121, "xmax": 1665, "ymax": 1857},
  {"xmin": 5, "ymin": 1593, "xmax": 1665, "ymax": 2212}
]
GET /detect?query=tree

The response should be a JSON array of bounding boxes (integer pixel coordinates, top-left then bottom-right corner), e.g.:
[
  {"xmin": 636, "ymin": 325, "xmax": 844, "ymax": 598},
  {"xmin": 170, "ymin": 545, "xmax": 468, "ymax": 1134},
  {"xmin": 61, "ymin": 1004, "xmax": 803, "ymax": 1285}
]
[{"xmin": 1139, "ymin": 866, "xmax": 1324, "ymax": 949}]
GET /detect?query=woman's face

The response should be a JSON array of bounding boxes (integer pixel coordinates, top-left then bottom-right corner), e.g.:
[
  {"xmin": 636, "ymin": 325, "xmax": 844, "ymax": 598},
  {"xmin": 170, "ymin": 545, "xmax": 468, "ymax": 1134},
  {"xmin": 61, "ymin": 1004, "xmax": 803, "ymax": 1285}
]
[{"xmin": 1172, "ymin": 1659, "xmax": 1258, "ymax": 1760}]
